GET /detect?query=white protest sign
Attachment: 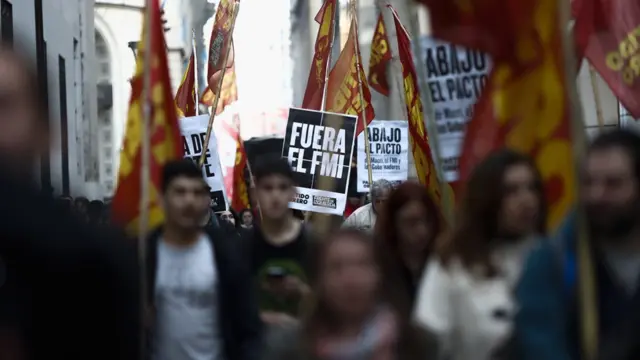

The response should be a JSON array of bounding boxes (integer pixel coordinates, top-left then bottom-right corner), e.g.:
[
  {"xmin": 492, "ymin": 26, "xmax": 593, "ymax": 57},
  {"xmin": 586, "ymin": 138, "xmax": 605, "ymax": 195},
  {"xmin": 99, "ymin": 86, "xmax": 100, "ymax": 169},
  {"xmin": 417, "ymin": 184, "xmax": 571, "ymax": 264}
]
[
  {"xmin": 420, "ymin": 36, "xmax": 491, "ymax": 182},
  {"xmin": 282, "ymin": 108, "xmax": 357, "ymax": 215},
  {"xmin": 357, "ymin": 120, "xmax": 408, "ymax": 192},
  {"xmin": 180, "ymin": 115, "xmax": 229, "ymax": 212}
]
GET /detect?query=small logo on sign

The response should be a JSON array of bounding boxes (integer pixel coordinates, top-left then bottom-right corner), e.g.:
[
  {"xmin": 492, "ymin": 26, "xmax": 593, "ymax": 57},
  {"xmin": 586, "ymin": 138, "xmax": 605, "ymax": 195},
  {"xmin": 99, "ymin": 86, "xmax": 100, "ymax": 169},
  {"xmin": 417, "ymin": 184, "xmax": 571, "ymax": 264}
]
[{"xmin": 312, "ymin": 195, "xmax": 337, "ymax": 209}]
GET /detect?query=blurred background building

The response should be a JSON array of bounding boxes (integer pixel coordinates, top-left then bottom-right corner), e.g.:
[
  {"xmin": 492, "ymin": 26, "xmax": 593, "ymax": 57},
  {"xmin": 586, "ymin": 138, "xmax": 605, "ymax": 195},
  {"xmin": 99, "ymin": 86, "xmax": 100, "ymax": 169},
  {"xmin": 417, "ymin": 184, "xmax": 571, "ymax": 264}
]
[
  {"xmin": 94, "ymin": 0, "xmax": 213, "ymax": 197},
  {"xmin": 3, "ymin": 0, "xmax": 100, "ymax": 198}
]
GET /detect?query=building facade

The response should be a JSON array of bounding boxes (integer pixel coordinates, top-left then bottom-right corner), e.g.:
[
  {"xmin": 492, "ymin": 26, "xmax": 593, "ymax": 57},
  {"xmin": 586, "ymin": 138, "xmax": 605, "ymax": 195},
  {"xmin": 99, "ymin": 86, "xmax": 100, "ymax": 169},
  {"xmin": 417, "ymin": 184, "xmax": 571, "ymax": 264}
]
[
  {"xmin": 94, "ymin": 0, "xmax": 204, "ymax": 197},
  {"xmin": 2, "ymin": 0, "xmax": 101, "ymax": 198}
]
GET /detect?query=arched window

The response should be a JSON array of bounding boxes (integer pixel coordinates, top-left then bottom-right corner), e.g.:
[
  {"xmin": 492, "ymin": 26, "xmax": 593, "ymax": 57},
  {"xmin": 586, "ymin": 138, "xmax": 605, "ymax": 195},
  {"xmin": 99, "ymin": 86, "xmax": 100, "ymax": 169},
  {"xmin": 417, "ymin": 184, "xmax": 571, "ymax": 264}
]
[{"xmin": 95, "ymin": 30, "xmax": 115, "ymax": 195}]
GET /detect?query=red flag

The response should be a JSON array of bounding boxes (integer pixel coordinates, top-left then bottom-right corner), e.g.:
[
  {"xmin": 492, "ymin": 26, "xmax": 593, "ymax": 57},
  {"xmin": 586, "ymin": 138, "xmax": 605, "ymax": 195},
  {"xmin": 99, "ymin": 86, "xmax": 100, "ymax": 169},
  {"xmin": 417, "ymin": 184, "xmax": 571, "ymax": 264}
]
[
  {"xmin": 430, "ymin": 0, "xmax": 577, "ymax": 230},
  {"xmin": 302, "ymin": 0, "xmax": 337, "ymax": 109},
  {"xmin": 312, "ymin": 18, "xmax": 375, "ymax": 134},
  {"xmin": 174, "ymin": 52, "xmax": 196, "ymax": 117},
  {"xmin": 201, "ymin": 0, "xmax": 236, "ymax": 106},
  {"xmin": 368, "ymin": 13, "xmax": 392, "ymax": 96},
  {"xmin": 220, "ymin": 115, "xmax": 250, "ymax": 211},
  {"xmin": 111, "ymin": 0, "xmax": 184, "ymax": 235},
  {"xmin": 390, "ymin": 6, "xmax": 446, "ymax": 209},
  {"xmin": 573, "ymin": 0, "xmax": 640, "ymax": 118}
]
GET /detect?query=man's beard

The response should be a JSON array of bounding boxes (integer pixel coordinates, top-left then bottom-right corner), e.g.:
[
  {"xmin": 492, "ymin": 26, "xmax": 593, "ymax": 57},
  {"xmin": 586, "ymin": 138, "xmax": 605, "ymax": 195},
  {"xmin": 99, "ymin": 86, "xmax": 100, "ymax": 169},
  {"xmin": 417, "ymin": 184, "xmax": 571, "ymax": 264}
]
[{"xmin": 586, "ymin": 198, "xmax": 640, "ymax": 240}]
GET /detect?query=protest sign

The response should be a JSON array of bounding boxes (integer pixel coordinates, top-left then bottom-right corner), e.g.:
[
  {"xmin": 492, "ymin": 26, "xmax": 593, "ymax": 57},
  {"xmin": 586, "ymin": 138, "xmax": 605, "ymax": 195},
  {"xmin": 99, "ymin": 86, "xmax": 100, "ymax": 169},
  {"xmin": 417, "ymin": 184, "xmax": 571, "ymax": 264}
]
[
  {"xmin": 357, "ymin": 120, "xmax": 408, "ymax": 192},
  {"xmin": 420, "ymin": 36, "xmax": 491, "ymax": 182},
  {"xmin": 282, "ymin": 108, "xmax": 356, "ymax": 215},
  {"xmin": 180, "ymin": 115, "xmax": 228, "ymax": 212}
]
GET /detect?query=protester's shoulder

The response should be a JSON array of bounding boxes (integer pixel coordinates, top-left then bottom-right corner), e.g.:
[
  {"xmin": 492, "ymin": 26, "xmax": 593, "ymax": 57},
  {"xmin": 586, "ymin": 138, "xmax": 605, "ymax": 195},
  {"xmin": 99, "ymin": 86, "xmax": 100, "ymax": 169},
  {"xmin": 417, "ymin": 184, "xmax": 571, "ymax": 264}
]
[{"xmin": 351, "ymin": 203, "xmax": 372, "ymax": 217}]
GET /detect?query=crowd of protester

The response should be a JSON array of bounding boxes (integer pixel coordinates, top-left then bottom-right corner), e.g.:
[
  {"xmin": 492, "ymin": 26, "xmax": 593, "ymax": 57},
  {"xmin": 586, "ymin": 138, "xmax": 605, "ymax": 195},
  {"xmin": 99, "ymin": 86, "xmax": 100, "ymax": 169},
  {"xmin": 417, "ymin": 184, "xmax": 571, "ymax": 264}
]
[{"xmin": 3, "ymin": 37, "xmax": 640, "ymax": 360}]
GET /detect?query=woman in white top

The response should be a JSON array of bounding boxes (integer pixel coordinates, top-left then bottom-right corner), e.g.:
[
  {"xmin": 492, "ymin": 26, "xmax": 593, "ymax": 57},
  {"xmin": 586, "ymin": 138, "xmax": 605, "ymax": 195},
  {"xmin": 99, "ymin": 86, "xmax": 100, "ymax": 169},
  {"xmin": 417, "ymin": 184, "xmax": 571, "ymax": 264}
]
[{"xmin": 413, "ymin": 149, "xmax": 547, "ymax": 360}]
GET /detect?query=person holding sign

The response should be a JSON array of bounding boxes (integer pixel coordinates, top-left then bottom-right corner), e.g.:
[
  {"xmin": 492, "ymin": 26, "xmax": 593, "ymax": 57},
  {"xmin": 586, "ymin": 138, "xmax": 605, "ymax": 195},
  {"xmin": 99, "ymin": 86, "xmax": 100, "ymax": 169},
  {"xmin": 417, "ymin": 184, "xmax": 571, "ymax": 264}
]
[
  {"xmin": 240, "ymin": 156, "xmax": 313, "ymax": 326},
  {"xmin": 343, "ymin": 179, "xmax": 393, "ymax": 232}
]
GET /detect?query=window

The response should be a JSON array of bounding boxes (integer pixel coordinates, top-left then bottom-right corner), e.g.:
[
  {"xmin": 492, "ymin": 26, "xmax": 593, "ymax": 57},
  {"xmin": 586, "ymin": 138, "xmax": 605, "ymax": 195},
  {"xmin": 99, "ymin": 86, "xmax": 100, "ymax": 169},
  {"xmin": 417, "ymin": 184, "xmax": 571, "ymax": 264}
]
[
  {"xmin": 58, "ymin": 55, "xmax": 70, "ymax": 195},
  {"xmin": 104, "ymin": 164, "xmax": 112, "ymax": 176},
  {"xmin": 1, "ymin": 0, "xmax": 13, "ymax": 45},
  {"xmin": 103, "ymin": 145, "xmax": 112, "ymax": 157}
]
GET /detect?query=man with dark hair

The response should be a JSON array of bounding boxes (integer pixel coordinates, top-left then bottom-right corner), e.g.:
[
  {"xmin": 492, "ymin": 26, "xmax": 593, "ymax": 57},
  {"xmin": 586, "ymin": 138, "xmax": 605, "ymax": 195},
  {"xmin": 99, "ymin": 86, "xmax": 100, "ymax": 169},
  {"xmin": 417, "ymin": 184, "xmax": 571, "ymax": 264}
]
[
  {"xmin": 0, "ymin": 45, "xmax": 140, "ymax": 358},
  {"xmin": 147, "ymin": 159, "xmax": 261, "ymax": 360},
  {"xmin": 241, "ymin": 155, "xmax": 311, "ymax": 326},
  {"xmin": 515, "ymin": 129, "xmax": 640, "ymax": 359}
]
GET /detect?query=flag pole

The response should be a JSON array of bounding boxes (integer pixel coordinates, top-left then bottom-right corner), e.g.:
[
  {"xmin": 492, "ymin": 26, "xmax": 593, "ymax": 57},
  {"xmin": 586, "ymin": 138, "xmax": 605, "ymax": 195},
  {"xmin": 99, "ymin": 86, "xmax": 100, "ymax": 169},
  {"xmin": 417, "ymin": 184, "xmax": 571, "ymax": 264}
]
[
  {"xmin": 559, "ymin": 0, "xmax": 598, "ymax": 358},
  {"xmin": 351, "ymin": 1, "xmax": 374, "ymax": 196},
  {"xmin": 306, "ymin": 0, "xmax": 339, "ymax": 223},
  {"xmin": 319, "ymin": 0, "xmax": 338, "ymax": 112},
  {"xmin": 138, "ymin": 0, "xmax": 154, "ymax": 358},
  {"xmin": 198, "ymin": 1, "xmax": 240, "ymax": 168},
  {"xmin": 588, "ymin": 66, "xmax": 604, "ymax": 130},
  {"xmin": 192, "ymin": 29, "xmax": 199, "ymax": 116}
]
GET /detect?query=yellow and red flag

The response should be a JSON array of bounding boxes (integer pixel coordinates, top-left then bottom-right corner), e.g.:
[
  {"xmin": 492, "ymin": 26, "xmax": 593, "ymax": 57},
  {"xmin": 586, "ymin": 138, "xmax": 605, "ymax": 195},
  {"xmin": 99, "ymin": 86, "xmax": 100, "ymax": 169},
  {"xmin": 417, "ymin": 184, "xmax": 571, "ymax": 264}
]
[
  {"xmin": 573, "ymin": 0, "xmax": 640, "ymax": 118},
  {"xmin": 220, "ymin": 115, "xmax": 250, "ymax": 211},
  {"xmin": 201, "ymin": 0, "xmax": 236, "ymax": 106},
  {"xmin": 389, "ymin": 7, "xmax": 446, "ymax": 210},
  {"xmin": 301, "ymin": 0, "xmax": 337, "ymax": 109},
  {"xmin": 174, "ymin": 52, "xmax": 197, "ymax": 117},
  {"xmin": 368, "ymin": 13, "xmax": 392, "ymax": 96},
  {"xmin": 211, "ymin": 64, "xmax": 238, "ymax": 115},
  {"xmin": 419, "ymin": 0, "xmax": 576, "ymax": 230},
  {"xmin": 111, "ymin": 0, "xmax": 184, "ymax": 235},
  {"xmin": 314, "ymin": 18, "xmax": 375, "ymax": 134}
]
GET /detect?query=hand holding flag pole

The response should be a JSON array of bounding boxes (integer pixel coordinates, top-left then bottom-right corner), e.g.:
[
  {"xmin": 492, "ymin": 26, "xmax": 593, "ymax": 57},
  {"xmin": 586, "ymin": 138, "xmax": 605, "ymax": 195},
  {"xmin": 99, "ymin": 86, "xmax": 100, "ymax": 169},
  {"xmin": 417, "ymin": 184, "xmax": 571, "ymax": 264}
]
[{"xmin": 198, "ymin": 0, "xmax": 240, "ymax": 168}]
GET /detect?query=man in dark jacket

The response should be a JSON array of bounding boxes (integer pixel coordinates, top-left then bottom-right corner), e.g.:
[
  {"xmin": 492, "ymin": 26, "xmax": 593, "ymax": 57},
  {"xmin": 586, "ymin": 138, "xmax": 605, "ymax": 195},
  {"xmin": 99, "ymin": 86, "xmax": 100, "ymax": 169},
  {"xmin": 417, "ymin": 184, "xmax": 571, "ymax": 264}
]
[
  {"xmin": 0, "ymin": 43, "xmax": 140, "ymax": 358},
  {"xmin": 516, "ymin": 129, "xmax": 640, "ymax": 360},
  {"xmin": 146, "ymin": 159, "xmax": 261, "ymax": 360}
]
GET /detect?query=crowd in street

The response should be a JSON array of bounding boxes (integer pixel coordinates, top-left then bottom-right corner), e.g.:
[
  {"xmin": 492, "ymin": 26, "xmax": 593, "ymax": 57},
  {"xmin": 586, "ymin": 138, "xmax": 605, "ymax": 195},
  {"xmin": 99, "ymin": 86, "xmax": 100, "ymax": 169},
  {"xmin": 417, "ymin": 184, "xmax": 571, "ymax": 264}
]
[{"xmin": 2, "ymin": 33, "xmax": 640, "ymax": 360}]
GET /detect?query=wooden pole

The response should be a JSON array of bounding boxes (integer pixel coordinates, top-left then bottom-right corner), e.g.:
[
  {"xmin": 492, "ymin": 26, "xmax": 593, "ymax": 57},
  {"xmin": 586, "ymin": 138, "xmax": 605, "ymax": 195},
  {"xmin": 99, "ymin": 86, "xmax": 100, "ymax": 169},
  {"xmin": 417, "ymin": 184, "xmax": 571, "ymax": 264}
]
[
  {"xmin": 198, "ymin": 1, "xmax": 240, "ymax": 167},
  {"xmin": 351, "ymin": 4, "xmax": 374, "ymax": 197},
  {"xmin": 192, "ymin": 29, "xmax": 199, "ymax": 116},
  {"xmin": 138, "ymin": 0, "xmax": 154, "ymax": 359},
  {"xmin": 559, "ymin": 0, "xmax": 598, "ymax": 358},
  {"xmin": 588, "ymin": 66, "xmax": 605, "ymax": 130},
  {"xmin": 305, "ymin": 0, "xmax": 338, "ymax": 223}
]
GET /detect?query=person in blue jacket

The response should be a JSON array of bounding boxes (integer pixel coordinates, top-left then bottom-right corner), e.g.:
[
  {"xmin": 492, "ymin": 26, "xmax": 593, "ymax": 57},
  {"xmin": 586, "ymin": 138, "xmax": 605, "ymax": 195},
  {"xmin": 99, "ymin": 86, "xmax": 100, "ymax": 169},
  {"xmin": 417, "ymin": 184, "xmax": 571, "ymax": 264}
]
[{"xmin": 515, "ymin": 129, "xmax": 640, "ymax": 360}]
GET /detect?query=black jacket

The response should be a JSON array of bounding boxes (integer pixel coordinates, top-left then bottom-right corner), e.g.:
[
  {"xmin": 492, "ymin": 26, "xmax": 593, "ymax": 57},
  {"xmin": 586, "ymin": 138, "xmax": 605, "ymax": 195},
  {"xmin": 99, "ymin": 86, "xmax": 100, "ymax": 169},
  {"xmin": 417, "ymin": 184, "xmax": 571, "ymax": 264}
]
[
  {"xmin": 0, "ymin": 176, "xmax": 140, "ymax": 359},
  {"xmin": 146, "ymin": 225, "xmax": 262, "ymax": 360}
]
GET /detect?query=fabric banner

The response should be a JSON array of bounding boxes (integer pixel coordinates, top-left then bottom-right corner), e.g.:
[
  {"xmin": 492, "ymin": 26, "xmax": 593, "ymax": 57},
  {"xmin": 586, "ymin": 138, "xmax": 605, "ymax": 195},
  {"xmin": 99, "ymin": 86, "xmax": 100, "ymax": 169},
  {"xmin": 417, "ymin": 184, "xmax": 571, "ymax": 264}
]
[
  {"xmin": 356, "ymin": 120, "xmax": 408, "ymax": 192},
  {"xmin": 282, "ymin": 108, "xmax": 356, "ymax": 215},
  {"xmin": 180, "ymin": 115, "xmax": 229, "ymax": 212},
  {"xmin": 574, "ymin": 0, "xmax": 640, "ymax": 118},
  {"xmin": 420, "ymin": 36, "xmax": 491, "ymax": 182}
]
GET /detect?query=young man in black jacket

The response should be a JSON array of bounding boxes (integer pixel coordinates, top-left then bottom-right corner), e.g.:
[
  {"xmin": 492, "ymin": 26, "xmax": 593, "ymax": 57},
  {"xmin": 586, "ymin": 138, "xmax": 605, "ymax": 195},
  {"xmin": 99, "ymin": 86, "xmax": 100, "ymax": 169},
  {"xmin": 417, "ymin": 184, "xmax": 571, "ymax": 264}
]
[
  {"xmin": 146, "ymin": 159, "xmax": 261, "ymax": 360},
  {"xmin": 0, "ymin": 43, "xmax": 140, "ymax": 359}
]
